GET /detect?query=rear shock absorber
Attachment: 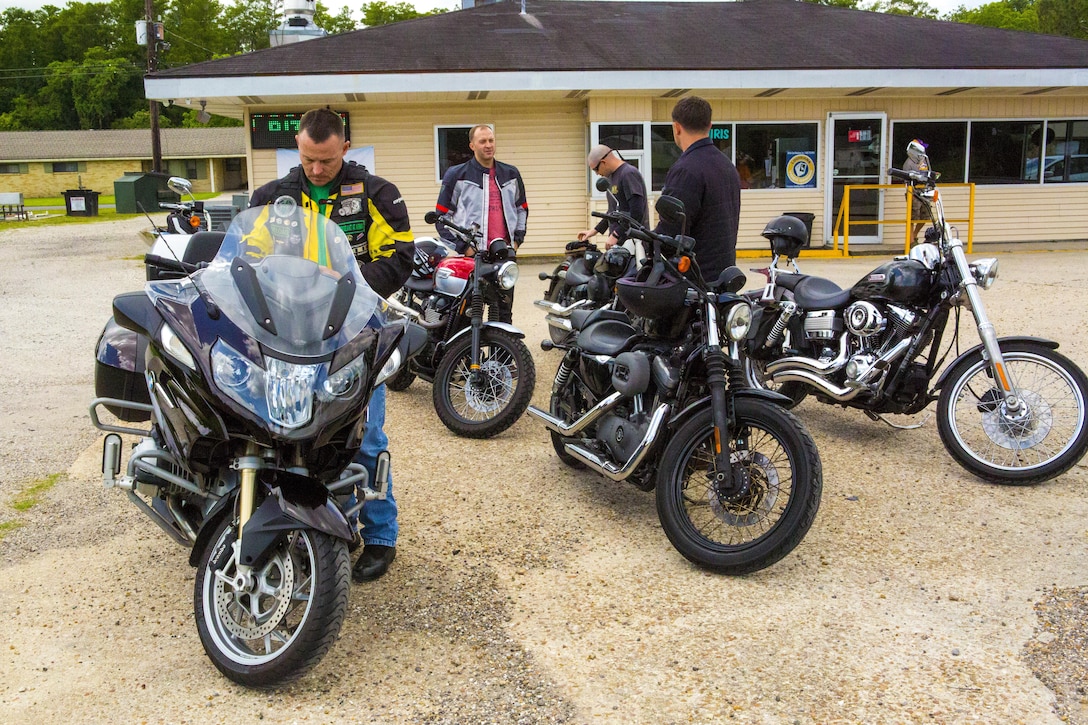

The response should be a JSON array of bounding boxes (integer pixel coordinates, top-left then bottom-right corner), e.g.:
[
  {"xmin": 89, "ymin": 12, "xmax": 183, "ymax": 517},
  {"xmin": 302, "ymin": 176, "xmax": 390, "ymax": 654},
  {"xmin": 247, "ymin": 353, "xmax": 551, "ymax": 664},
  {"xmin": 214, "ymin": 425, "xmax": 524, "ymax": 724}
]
[{"xmin": 764, "ymin": 300, "xmax": 797, "ymax": 348}]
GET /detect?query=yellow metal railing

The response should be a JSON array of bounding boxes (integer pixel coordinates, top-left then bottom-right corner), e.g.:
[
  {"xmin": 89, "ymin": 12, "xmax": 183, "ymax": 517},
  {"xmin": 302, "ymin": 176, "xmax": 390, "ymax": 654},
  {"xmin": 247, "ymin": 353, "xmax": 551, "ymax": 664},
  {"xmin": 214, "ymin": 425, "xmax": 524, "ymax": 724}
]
[{"xmin": 831, "ymin": 182, "xmax": 975, "ymax": 256}]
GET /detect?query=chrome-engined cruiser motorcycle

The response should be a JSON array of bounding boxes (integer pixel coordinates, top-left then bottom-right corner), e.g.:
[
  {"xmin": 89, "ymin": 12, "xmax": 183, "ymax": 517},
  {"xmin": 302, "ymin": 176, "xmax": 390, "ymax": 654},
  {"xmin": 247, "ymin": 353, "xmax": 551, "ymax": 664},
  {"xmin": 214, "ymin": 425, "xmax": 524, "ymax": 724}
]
[
  {"xmin": 744, "ymin": 141, "xmax": 1088, "ymax": 485},
  {"xmin": 528, "ymin": 197, "xmax": 822, "ymax": 574},
  {"xmin": 91, "ymin": 201, "xmax": 423, "ymax": 687}
]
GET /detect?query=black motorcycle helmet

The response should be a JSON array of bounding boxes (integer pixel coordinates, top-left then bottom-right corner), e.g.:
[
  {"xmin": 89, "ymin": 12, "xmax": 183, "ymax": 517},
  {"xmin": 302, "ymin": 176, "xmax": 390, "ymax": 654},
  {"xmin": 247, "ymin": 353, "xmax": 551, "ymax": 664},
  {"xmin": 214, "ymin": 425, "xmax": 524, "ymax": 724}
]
[
  {"xmin": 614, "ymin": 264, "xmax": 689, "ymax": 319},
  {"xmin": 761, "ymin": 215, "xmax": 809, "ymax": 259},
  {"xmin": 594, "ymin": 245, "xmax": 633, "ymax": 278}
]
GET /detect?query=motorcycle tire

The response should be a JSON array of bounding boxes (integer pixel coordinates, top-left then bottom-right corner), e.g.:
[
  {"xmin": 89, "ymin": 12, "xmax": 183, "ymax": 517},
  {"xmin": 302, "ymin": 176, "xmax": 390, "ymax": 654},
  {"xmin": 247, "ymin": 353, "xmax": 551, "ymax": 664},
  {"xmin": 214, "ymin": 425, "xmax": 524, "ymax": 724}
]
[
  {"xmin": 655, "ymin": 399, "xmax": 822, "ymax": 575},
  {"xmin": 936, "ymin": 341, "xmax": 1088, "ymax": 485},
  {"xmin": 546, "ymin": 270, "xmax": 576, "ymax": 346},
  {"xmin": 384, "ymin": 365, "xmax": 416, "ymax": 392},
  {"xmin": 742, "ymin": 356, "xmax": 809, "ymax": 409},
  {"xmin": 194, "ymin": 517, "xmax": 350, "ymax": 689},
  {"xmin": 432, "ymin": 329, "xmax": 536, "ymax": 439}
]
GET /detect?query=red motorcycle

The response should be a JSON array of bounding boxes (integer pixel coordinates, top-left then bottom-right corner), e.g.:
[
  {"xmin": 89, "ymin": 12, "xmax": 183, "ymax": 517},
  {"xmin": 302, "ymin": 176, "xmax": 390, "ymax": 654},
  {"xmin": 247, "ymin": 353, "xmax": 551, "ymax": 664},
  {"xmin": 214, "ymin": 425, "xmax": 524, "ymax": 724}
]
[{"xmin": 386, "ymin": 211, "xmax": 536, "ymax": 439}]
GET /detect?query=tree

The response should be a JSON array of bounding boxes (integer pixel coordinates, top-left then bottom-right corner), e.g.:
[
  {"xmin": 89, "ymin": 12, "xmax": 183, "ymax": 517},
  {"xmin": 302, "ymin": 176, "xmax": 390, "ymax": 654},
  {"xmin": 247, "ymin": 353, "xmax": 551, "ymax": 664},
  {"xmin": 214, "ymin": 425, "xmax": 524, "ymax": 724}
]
[
  {"xmin": 315, "ymin": 3, "xmax": 359, "ymax": 35},
  {"xmin": 1036, "ymin": 0, "xmax": 1088, "ymax": 39},
  {"xmin": 946, "ymin": 0, "xmax": 1040, "ymax": 31},
  {"xmin": 159, "ymin": 0, "xmax": 227, "ymax": 67},
  {"xmin": 362, "ymin": 1, "xmax": 438, "ymax": 27},
  {"xmin": 868, "ymin": 0, "xmax": 941, "ymax": 18},
  {"xmin": 220, "ymin": 0, "xmax": 280, "ymax": 54}
]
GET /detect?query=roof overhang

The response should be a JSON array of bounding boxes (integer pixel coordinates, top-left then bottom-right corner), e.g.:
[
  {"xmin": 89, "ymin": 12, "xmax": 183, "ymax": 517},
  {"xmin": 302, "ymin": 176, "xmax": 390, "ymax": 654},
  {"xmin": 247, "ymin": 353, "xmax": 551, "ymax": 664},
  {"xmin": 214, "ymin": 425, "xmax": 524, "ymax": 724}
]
[{"xmin": 146, "ymin": 67, "xmax": 1088, "ymax": 116}]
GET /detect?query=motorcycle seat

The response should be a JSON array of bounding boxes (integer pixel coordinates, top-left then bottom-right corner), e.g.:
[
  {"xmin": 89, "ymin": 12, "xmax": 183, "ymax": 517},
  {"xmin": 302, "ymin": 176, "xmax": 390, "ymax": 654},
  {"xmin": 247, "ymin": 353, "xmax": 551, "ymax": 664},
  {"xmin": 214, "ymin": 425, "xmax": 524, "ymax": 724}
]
[
  {"xmin": 182, "ymin": 232, "xmax": 226, "ymax": 265},
  {"xmin": 570, "ymin": 307, "xmax": 628, "ymax": 331},
  {"xmin": 404, "ymin": 276, "xmax": 434, "ymax": 292},
  {"xmin": 780, "ymin": 274, "xmax": 853, "ymax": 310},
  {"xmin": 564, "ymin": 258, "xmax": 594, "ymax": 287},
  {"xmin": 577, "ymin": 318, "xmax": 640, "ymax": 356}
]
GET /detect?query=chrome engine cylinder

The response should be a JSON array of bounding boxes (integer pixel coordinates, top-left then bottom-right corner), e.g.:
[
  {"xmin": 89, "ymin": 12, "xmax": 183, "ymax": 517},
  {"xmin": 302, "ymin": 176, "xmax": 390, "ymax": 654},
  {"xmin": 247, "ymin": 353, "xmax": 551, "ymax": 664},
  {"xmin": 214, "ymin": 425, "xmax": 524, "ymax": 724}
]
[
  {"xmin": 803, "ymin": 310, "xmax": 841, "ymax": 341},
  {"xmin": 845, "ymin": 301, "xmax": 886, "ymax": 337}
]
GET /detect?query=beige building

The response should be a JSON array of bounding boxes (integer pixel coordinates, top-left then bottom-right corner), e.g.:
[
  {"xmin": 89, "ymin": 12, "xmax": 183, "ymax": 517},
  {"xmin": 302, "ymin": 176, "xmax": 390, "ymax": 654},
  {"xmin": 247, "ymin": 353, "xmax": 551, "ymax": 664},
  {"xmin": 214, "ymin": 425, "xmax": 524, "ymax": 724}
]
[
  {"xmin": 0, "ymin": 128, "xmax": 247, "ymax": 198},
  {"xmin": 143, "ymin": 0, "xmax": 1088, "ymax": 254}
]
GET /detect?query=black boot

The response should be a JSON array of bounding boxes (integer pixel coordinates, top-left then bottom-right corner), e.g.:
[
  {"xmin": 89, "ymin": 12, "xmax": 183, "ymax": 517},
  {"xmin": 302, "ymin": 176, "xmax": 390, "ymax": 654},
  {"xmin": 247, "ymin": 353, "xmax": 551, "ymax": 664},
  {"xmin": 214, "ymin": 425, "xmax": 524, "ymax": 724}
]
[{"xmin": 352, "ymin": 545, "xmax": 396, "ymax": 583}]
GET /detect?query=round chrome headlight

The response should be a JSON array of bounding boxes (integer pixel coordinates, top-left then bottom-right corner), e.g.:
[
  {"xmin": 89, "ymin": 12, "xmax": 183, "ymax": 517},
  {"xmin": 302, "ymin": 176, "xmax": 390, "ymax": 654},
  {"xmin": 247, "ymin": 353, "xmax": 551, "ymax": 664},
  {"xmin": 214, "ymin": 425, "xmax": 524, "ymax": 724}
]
[
  {"xmin": 724, "ymin": 302, "xmax": 752, "ymax": 341},
  {"xmin": 497, "ymin": 261, "xmax": 519, "ymax": 290},
  {"xmin": 970, "ymin": 258, "xmax": 998, "ymax": 290}
]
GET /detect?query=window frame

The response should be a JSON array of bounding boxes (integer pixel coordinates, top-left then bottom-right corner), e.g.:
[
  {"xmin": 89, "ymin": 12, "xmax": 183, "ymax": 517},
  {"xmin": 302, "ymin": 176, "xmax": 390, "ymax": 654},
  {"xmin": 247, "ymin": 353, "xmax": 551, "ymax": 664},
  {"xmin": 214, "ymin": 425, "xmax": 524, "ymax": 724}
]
[{"xmin": 434, "ymin": 124, "xmax": 482, "ymax": 184}]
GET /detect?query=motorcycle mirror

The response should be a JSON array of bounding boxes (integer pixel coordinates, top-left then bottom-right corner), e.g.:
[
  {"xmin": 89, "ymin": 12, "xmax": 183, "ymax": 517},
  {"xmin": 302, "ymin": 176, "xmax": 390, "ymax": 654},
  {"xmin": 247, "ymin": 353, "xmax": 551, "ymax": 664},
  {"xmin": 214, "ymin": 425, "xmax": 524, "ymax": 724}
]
[
  {"xmin": 655, "ymin": 195, "xmax": 686, "ymax": 227},
  {"xmin": 594, "ymin": 177, "xmax": 609, "ymax": 192},
  {"xmin": 167, "ymin": 176, "xmax": 193, "ymax": 198},
  {"xmin": 424, "ymin": 211, "xmax": 440, "ymax": 225}
]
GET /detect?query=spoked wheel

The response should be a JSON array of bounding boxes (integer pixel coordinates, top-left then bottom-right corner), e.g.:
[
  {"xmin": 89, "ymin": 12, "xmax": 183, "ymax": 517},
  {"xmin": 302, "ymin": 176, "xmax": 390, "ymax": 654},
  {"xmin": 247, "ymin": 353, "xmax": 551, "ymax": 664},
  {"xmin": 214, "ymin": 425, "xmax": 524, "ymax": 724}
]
[
  {"xmin": 937, "ymin": 341, "xmax": 1088, "ymax": 484},
  {"xmin": 194, "ymin": 518, "xmax": 350, "ymax": 688},
  {"xmin": 742, "ymin": 355, "xmax": 809, "ymax": 408},
  {"xmin": 433, "ymin": 329, "xmax": 536, "ymax": 438},
  {"xmin": 656, "ymin": 399, "xmax": 822, "ymax": 575}
]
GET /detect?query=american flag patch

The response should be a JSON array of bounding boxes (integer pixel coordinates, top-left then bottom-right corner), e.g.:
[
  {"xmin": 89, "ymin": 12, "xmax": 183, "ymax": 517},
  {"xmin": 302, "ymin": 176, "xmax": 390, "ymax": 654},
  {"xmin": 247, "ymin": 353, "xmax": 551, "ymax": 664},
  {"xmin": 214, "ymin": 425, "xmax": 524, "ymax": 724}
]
[{"xmin": 341, "ymin": 183, "xmax": 364, "ymax": 195}]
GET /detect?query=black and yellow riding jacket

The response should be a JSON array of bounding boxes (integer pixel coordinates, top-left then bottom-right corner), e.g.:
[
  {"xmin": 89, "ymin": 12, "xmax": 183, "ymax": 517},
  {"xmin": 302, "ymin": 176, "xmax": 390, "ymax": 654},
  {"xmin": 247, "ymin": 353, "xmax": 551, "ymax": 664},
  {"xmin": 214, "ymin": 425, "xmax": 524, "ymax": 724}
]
[{"xmin": 249, "ymin": 161, "xmax": 414, "ymax": 298}]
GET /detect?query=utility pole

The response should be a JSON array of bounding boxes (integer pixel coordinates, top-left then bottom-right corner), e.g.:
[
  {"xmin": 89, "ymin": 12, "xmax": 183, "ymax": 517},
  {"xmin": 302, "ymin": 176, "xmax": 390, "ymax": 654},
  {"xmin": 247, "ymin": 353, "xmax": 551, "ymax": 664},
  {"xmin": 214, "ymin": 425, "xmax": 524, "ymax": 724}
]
[{"xmin": 146, "ymin": 0, "xmax": 162, "ymax": 173}]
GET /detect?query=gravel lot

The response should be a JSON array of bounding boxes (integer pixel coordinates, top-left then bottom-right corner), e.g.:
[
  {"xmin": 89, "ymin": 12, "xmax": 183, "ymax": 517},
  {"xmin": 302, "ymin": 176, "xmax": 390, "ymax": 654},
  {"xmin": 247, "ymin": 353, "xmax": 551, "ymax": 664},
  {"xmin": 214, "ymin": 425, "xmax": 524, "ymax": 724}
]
[{"xmin": 1, "ymin": 218, "xmax": 1086, "ymax": 724}]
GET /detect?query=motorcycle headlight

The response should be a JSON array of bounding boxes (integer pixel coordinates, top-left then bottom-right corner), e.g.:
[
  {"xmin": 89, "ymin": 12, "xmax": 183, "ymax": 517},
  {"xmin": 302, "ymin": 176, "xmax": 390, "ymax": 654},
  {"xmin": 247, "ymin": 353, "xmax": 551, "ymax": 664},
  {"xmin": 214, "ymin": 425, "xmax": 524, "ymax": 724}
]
[
  {"xmin": 374, "ymin": 348, "xmax": 402, "ymax": 386},
  {"xmin": 969, "ymin": 258, "xmax": 998, "ymax": 290},
  {"xmin": 497, "ymin": 261, "xmax": 519, "ymax": 290},
  {"xmin": 160, "ymin": 323, "xmax": 196, "ymax": 370},
  {"xmin": 321, "ymin": 353, "xmax": 367, "ymax": 401},
  {"xmin": 724, "ymin": 302, "xmax": 752, "ymax": 342},
  {"xmin": 211, "ymin": 339, "xmax": 326, "ymax": 430}
]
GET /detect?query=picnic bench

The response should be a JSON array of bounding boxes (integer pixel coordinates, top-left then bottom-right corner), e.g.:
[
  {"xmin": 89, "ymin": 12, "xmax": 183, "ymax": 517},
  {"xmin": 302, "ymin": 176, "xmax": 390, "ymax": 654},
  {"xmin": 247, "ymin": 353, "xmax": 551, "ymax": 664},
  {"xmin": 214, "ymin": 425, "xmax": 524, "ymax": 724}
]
[{"xmin": 1, "ymin": 192, "xmax": 28, "ymax": 221}]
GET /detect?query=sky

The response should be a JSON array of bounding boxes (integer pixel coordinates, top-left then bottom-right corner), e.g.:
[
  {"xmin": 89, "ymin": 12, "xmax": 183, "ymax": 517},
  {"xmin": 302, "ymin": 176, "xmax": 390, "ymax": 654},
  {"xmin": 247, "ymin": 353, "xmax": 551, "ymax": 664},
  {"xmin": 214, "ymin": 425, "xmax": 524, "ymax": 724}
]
[{"xmin": 0, "ymin": 0, "xmax": 993, "ymax": 19}]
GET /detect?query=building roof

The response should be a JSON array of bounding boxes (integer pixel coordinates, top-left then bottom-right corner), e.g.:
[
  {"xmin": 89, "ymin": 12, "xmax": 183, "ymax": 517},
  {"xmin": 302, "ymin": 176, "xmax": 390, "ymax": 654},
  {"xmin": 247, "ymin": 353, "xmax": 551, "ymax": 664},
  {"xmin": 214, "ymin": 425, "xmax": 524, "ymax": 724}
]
[
  {"xmin": 153, "ymin": 0, "xmax": 1088, "ymax": 76},
  {"xmin": 0, "ymin": 127, "xmax": 246, "ymax": 162},
  {"xmin": 143, "ymin": 0, "xmax": 1088, "ymax": 114}
]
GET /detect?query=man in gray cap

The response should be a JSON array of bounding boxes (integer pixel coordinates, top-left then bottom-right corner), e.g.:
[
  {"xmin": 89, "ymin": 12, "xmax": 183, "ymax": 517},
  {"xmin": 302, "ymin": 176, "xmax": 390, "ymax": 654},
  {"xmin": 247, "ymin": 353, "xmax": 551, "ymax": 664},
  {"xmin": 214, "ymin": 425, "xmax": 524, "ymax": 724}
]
[{"xmin": 579, "ymin": 144, "xmax": 648, "ymax": 249}]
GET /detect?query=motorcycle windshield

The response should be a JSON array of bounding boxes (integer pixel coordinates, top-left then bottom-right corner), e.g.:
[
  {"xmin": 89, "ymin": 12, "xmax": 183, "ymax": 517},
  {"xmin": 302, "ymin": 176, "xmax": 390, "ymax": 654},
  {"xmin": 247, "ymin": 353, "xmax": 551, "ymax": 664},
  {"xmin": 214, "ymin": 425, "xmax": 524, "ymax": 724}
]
[{"xmin": 199, "ymin": 201, "xmax": 382, "ymax": 358}]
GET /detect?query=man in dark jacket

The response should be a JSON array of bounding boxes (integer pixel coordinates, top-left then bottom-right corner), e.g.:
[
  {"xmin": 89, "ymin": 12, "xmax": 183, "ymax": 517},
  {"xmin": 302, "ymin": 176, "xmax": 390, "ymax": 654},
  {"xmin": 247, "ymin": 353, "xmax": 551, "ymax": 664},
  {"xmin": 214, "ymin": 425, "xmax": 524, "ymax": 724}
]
[
  {"xmin": 656, "ymin": 96, "xmax": 741, "ymax": 283},
  {"xmin": 435, "ymin": 124, "xmax": 528, "ymax": 322},
  {"xmin": 579, "ymin": 144, "xmax": 649, "ymax": 249},
  {"xmin": 249, "ymin": 108, "xmax": 414, "ymax": 584}
]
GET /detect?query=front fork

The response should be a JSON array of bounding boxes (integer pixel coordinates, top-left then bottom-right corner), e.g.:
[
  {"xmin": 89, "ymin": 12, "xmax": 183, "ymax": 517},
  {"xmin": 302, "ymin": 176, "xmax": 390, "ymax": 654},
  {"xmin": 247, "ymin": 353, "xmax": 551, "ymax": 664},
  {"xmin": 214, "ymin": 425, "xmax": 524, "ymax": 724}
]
[
  {"xmin": 230, "ymin": 441, "xmax": 264, "ymax": 586},
  {"xmin": 947, "ymin": 238, "xmax": 1021, "ymax": 413},
  {"xmin": 703, "ymin": 304, "xmax": 741, "ymax": 476}
]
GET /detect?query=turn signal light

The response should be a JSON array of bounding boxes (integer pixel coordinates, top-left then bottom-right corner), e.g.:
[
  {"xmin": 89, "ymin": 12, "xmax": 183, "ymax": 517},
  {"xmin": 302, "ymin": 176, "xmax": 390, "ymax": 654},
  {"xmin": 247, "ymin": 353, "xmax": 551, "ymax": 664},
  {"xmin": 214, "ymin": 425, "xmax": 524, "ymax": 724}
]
[{"xmin": 677, "ymin": 256, "xmax": 691, "ymax": 274}]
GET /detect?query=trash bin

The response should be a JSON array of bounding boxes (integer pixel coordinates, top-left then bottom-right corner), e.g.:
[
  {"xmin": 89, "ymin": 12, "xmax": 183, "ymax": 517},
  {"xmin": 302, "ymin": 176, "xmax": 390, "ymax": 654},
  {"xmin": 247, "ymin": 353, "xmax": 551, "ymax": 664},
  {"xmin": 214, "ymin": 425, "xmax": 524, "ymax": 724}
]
[
  {"xmin": 782, "ymin": 212, "xmax": 815, "ymax": 248},
  {"xmin": 62, "ymin": 189, "xmax": 100, "ymax": 217},
  {"xmin": 113, "ymin": 172, "xmax": 176, "ymax": 214}
]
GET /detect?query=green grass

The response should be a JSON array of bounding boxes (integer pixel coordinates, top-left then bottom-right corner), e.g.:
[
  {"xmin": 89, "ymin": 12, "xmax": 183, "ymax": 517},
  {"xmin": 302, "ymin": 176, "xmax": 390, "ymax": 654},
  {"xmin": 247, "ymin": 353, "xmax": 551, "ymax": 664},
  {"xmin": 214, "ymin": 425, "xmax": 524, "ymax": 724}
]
[
  {"xmin": 24, "ymin": 191, "xmax": 218, "ymax": 206},
  {"xmin": 0, "ymin": 519, "xmax": 24, "ymax": 542},
  {"xmin": 2, "ymin": 209, "xmax": 147, "ymax": 229},
  {"xmin": 12, "ymin": 472, "xmax": 63, "ymax": 512}
]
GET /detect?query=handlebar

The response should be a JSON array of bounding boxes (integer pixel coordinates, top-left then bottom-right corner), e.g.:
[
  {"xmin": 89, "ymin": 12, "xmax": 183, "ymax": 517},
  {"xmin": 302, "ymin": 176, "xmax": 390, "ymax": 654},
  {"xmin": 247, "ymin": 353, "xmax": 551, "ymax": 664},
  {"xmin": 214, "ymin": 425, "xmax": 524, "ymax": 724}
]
[
  {"xmin": 889, "ymin": 167, "xmax": 939, "ymax": 186},
  {"xmin": 592, "ymin": 210, "xmax": 694, "ymax": 255},
  {"xmin": 144, "ymin": 254, "xmax": 198, "ymax": 275},
  {"xmin": 425, "ymin": 210, "xmax": 480, "ymax": 242}
]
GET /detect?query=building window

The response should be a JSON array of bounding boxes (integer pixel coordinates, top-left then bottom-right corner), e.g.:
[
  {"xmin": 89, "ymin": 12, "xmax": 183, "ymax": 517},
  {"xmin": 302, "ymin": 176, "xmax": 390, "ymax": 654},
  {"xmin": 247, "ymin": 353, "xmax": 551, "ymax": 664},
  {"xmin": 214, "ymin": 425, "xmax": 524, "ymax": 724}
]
[
  {"xmin": 891, "ymin": 121, "xmax": 968, "ymax": 183},
  {"xmin": 1040, "ymin": 120, "xmax": 1088, "ymax": 183},
  {"xmin": 165, "ymin": 159, "xmax": 202, "ymax": 180},
  {"xmin": 735, "ymin": 123, "xmax": 819, "ymax": 189},
  {"xmin": 0, "ymin": 163, "xmax": 27, "ymax": 174},
  {"xmin": 968, "ymin": 120, "xmax": 1044, "ymax": 185},
  {"xmin": 435, "ymin": 125, "xmax": 476, "ymax": 182},
  {"xmin": 48, "ymin": 162, "xmax": 81, "ymax": 173}
]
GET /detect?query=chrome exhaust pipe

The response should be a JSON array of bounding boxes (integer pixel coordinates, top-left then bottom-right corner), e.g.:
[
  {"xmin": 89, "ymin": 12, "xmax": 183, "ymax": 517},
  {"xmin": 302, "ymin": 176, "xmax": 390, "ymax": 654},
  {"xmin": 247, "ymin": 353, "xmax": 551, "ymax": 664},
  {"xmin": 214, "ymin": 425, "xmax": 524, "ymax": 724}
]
[
  {"xmin": 563, "ymin": 403, "xmax": 670, "ymax": 482},
  {"xmin": 766, "ymin": 334, "xmax": 849, "ymax": 375},
  {"xmin": 533, "ymin": 298, "xmax": 590, "ymax": 317},
  {"xmin": 526, "ymin": 391, "xmax": 623, "ymax": 436},
  {"xmin": 770, "ymin": 338, "xmax": 912, "ymax": 401},
  {"xmin": 544, "ymin": 314, "xmax": 572, "ymax": 332}
]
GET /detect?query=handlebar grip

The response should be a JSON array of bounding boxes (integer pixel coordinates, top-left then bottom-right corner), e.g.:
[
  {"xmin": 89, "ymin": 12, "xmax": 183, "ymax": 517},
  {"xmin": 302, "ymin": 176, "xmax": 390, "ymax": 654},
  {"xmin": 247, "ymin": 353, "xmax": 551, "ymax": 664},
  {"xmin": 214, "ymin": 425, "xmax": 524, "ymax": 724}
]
[
  {"xmin": 591, "ymin": 211, "xmax": 608, "ymax": 219},
  {"xmin": 888, "ymin": 168, "xmax": 912, "ymax": 182},
  {"xmin": 144, "ymin": 254, "xmax": 197, "ymax": 274}
]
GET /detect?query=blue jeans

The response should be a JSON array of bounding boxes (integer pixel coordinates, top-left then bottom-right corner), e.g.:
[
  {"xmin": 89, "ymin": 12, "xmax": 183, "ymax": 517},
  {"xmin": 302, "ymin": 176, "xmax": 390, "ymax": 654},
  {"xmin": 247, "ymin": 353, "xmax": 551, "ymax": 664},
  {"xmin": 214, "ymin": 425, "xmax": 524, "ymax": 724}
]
[{"xmin": 351, "ymin": 384, "xmax": 398, "ymax": 547}]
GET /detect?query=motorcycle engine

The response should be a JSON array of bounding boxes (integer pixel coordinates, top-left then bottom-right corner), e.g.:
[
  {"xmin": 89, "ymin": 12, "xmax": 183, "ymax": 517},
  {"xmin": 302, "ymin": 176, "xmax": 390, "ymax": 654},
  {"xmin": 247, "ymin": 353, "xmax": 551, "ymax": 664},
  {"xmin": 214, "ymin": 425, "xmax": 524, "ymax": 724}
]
[
  {"xmin": 420, "ymin": 294, "xmax": 452, "ymax": 325},
  {"xmin": 845, "ymin": 301, "xmax": 886, "ymax": 337},
  {"xmin": 596, "ymin": 410, "xmax": 650, "ymax": 465}
]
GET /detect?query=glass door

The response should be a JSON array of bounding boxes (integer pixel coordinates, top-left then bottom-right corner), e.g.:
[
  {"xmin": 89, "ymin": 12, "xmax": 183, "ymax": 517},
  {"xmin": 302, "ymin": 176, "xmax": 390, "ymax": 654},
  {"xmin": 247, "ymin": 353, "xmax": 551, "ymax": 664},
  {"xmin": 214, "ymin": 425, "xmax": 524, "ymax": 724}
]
[{"xmin": 826, "ymin": 114, "xmax": 886, "ymax": 244}]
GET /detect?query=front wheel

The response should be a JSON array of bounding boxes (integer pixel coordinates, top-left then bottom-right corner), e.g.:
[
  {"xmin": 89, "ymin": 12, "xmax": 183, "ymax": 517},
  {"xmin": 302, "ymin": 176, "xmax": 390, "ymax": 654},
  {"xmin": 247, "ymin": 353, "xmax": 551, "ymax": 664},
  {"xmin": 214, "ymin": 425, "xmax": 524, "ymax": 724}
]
[
  {"xmin": 194, "ymin": 517, "xmax": 350, "ymax": 688},
  {"xmin": 656, "ymin": 399, "xmax": 822, "ymax": 574},
  {"xmin": 433, "ymin": 329, "xmax": 536, "ymax": 438},
  {"xmin": 937, "ymin": 341, "xmax": 1088, "ymax": 484}
]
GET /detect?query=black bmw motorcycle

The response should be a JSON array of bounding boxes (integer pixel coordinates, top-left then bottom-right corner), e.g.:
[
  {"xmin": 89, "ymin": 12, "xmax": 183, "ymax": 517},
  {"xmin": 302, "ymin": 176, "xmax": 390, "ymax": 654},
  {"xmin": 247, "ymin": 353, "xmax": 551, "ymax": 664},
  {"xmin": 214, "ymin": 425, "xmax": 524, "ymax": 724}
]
[
  {"xmin": 91, "ymin": 201, "xmax": 422, "ymax": 687},
  {"xmin": 744, "ymin": 141, "xmax": 1088, "ymax": 485},
  {"xmin": 527, "ymin": 197, "xmax": 822, "ymax": 575}
]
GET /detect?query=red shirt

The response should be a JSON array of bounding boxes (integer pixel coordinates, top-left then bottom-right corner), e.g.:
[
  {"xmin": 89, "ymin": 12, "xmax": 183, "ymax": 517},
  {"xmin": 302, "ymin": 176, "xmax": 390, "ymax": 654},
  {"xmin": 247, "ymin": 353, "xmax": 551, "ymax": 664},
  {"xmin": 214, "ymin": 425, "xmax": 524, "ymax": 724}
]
[{"xmin": 486, "ymin": 168, "xmax": 509, "ymax": 243}]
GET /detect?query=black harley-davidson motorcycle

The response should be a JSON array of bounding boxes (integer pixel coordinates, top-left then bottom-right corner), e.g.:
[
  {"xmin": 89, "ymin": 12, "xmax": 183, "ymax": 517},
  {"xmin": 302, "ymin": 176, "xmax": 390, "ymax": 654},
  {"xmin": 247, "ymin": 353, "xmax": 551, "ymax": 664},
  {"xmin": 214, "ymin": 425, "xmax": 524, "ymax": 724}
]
[
  {"xmin": 385, "ymin": 211, "xmax": 535, "ymax": 439},
  {"xmin": 744, "ymin": 141, "xmax": 1088, "ymax": 485},
  {"xmin": 527, "ymin": 197, "xmax": 822, "ymax": 574},
  {"xmin": 91, "ymin": 201, "xmax": 423, "ymax": 687}
]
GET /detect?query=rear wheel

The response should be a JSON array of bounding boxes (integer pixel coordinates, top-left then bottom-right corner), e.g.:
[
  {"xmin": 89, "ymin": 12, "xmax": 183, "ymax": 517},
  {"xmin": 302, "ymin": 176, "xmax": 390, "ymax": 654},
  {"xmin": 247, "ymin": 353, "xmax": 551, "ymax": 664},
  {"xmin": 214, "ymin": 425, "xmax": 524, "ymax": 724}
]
[
  {"xmin": 433, "ymin": 329, "xmax": 536, "ymax": 438},
  {"xmin": 194, "ymin": 518, "xmax": 350, "ymax": 688},
  {"xmin": 656, "ymin": 399, "xmax": 822, "ymax": 574},
  {"xmin": 548, "ymin": 361, "xmax": 588, "ymax": 469},
  {"xmin": 937, "ymin": 341, "xmax": 1088, "ymax": 484}
]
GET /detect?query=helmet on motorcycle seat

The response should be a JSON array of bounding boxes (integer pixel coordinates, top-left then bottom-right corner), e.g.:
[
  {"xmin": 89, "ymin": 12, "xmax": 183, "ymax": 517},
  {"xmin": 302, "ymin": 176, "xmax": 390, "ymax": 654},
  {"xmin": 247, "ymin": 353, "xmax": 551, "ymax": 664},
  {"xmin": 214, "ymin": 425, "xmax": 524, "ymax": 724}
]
[
  {"xmin": 761, "ymin": 215, "xmax": 809, "ymax": 259},
  {"xmin": 614, "ymin": 265, "xmax": 688, "ymax": 319},
  {"xmin": 595, "ymin": 245, "xmax": 633, "ymax": 278},
  {"xmin": 411, "ymin": 237, "xmax": 453, "ymax": 278}
]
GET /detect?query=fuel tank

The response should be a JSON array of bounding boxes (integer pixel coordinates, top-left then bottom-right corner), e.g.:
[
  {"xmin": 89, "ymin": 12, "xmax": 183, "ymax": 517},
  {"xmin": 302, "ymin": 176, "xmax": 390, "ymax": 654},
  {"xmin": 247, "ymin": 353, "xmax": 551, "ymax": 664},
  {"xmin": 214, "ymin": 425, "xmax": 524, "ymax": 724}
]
[
  {"xmin": 851, "ymin": 259, "xmax": 935, "ymax": 306},
  {"xmin": 434, "ymin": 256, "xmax": 474, "ymax": 296}
]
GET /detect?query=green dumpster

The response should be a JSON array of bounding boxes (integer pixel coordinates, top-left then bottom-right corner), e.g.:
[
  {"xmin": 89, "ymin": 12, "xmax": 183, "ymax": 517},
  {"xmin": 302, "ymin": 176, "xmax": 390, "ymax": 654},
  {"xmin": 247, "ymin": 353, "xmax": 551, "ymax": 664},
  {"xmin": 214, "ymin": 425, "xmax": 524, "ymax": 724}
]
[{"xmin": 113, "ymin": 172, "xmax": 178, "ymax": 214}]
